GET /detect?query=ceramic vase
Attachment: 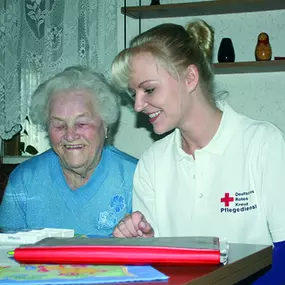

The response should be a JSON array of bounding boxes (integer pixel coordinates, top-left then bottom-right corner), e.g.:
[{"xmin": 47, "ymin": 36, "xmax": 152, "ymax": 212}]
[{"xmin": 218, "ymin": 38, "xmax": 235, "ymax": 63}]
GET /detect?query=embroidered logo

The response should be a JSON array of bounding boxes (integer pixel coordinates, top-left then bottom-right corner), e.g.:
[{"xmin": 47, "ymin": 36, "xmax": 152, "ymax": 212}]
[{"xmin": 220, "ymin": 190, "xmax": 257, "ymax": 214}]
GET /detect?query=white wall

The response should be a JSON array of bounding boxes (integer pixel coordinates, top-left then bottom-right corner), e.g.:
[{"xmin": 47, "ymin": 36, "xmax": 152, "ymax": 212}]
[{"xmin": 113, "ymin": 0, "xmax": 285, "ymax": 159}]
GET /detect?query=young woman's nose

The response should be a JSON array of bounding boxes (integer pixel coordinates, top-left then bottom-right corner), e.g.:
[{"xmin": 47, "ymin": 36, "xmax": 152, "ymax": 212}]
[{"xmin": 134, "ymin": 92, "xmax": 147, "ymax": 112}]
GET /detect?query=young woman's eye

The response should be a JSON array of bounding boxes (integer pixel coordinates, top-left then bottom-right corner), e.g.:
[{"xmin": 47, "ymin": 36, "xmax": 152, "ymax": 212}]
[{"xmin": 145, "ymin": 88, "xmax": 155, "ymax": 95}]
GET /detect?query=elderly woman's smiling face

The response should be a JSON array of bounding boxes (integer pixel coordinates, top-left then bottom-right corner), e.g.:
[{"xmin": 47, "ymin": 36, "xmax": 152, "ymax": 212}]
[{"xmin": 48, "ymin": 90, "xmax": 106, "ymax": 176}]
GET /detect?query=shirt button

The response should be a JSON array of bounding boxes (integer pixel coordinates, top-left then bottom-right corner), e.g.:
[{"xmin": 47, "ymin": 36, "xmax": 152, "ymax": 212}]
[
  {"xmin": 199, "ymin": 193, "xmax": 203, "ymax": 198},
  {"xmin": 193, "ymin": 174, "xmax": 195, "ymax": 179}
]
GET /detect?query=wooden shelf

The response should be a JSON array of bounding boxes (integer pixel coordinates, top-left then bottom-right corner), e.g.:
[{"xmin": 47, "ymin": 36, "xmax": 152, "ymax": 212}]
[
  {"xmin": 122, "ymin": 0, "xmax": 285, "ymax": 19},
  {"xmin": 213, "ymin": 60, "xmax": 285, "ymax": 74},
  {"xmin": 122, "ymin": 1, "xmax": 285, "ymax": 74},
  {"xmin": 3, "ymin": 155, "xmax": 32, "ymax": 164}
]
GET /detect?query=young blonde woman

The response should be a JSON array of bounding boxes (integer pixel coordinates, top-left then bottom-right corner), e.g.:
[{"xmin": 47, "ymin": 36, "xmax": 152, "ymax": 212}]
[{"xmin": 111, "ymin": 20, "xmax": 285, "ymax": 284}]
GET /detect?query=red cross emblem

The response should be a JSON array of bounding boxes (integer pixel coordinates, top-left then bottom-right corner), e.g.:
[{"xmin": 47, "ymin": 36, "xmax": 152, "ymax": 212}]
[{"xmin": 221, "ymin": 193, "xmax": 234, "ymax": 207}]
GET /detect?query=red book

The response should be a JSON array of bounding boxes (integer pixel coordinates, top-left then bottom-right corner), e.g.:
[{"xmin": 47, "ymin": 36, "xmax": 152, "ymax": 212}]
[{"xmin": 12, "ymin": 236, "xmax": 228, "ymax": 266}]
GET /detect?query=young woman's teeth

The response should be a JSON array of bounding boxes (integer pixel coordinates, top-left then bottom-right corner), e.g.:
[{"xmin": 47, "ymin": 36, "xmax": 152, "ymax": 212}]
[{"xmin": 149, "ymin": 111, "xmax": 161, "ymax": 118}]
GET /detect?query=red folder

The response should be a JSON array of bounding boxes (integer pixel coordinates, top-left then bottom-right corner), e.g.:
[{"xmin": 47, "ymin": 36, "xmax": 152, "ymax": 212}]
[{"xmin": 13, "ymin": 236, "xmax": 226, "ymax": 266}]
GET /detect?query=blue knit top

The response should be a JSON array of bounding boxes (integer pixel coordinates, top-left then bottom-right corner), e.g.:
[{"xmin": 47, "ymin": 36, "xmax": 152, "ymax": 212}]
[{"xmin": 0, "ymin": 146, "xmax": 137, "ymax": 236}]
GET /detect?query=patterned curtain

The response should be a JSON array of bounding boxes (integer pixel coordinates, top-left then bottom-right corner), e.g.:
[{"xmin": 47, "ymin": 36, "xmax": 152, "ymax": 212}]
[{"xmin": 0, "ymin": 0, "xmax": 118, "ymax": 152}]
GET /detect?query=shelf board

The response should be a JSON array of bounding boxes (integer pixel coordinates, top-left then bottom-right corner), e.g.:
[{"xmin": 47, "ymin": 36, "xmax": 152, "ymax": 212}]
[
  {"xmin": 122, "ymin": 0, "xmax": 285, "ymax": 19},
  {"xmin": 3, "ymin": 155, "xmax": 32, "ymax": 164},
  {"xmin": 213, "ymin": 60, "xmax": 285, "ymax": 74}
]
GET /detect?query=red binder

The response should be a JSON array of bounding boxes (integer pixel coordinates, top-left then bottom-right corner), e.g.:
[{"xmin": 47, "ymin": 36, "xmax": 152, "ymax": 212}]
[{"xmin": 13, "ymin": 236, "xmax": 227, "ymax": 266}]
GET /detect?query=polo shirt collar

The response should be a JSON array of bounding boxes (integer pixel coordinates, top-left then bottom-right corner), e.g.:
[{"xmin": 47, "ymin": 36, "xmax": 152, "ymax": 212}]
[{"xmin": 174, "ymin": 101, "xmax": 242, "ymax": 160}]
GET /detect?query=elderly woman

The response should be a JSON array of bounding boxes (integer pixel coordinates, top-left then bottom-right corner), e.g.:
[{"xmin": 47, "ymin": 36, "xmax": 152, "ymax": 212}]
[{"xmin": 0, "ymin": 66, "xmax": 137, "ymax": 236}]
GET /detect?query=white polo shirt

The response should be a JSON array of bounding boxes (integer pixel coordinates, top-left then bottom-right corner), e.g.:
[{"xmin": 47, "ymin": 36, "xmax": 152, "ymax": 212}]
[{"xmin": 133, "ymin": 102, "xmax": 285, "ymax": 245}]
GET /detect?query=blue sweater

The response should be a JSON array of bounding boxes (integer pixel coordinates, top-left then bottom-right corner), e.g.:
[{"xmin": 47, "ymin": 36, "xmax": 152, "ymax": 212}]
[{"xmin": 0, "ymin": 146, "xmax": 137, "ymax": 236}]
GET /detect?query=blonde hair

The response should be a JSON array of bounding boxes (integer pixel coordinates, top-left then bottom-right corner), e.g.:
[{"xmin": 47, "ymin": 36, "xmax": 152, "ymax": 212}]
[{"xmin": 111, "ymin": 19, "xmax": 214, "ymax": 97}]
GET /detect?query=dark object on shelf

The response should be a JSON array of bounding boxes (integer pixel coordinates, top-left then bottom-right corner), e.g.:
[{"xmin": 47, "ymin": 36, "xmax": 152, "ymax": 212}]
[
  {"xmin": 20, "ymin": 143, "xmax": 39, "ymax": 155},
  {"xmin": 255, "ymin": 32, "xmax": 272, "ymax": 61},
  {"xmin": 275, "ymin": 57, "xmax": 285, "ymax": 60},
  {"xmin": 218, "ymin": 38, "xmax": 235, "ymax": 63},
  {"xmin": 150, "ymin": 0, "xmax": 160, "ymax": 5}
]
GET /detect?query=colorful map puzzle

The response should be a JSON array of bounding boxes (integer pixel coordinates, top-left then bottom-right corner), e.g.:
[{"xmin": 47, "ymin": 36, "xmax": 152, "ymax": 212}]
[{"xmin": 0, "ymin": 264, "xmax": 168, "ymax": 284}]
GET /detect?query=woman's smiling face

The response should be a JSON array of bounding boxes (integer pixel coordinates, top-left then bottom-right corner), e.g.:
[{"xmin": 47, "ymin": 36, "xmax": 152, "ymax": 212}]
[
  {"xmin": 128, "ymin": 52, "xmax": 191, "ymax": 135},
  {"xmin": 48, "ymin": 90, "xmax": 105, "ymax": 175}
]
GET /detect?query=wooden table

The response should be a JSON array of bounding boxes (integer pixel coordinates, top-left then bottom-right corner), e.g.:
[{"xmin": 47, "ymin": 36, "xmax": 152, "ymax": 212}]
[
  {"xmin": 0, "ymin": 243, "xmax": 272, "ymax": 285},
  {"xmin": 105, "ymin": 243, "xmax": 272, "ymax": 285}
]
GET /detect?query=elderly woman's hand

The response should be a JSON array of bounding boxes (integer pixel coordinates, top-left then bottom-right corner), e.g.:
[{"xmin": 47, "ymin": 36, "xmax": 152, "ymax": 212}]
[{"xmin": 113, "ymin": 211, "xmax": 154, "ymax": 238}]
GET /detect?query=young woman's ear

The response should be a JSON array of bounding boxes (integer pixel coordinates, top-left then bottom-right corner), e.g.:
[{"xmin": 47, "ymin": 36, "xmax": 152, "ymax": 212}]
[{"xmin": 185, "ymin": 64, "xmax": 199, "ymax": 92}]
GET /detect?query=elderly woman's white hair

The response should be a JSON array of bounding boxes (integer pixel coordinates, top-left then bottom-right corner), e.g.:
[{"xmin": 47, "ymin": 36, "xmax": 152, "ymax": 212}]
[{"xmin": 29, "ymin": 65, "xmax": 120, "ymax": 134}]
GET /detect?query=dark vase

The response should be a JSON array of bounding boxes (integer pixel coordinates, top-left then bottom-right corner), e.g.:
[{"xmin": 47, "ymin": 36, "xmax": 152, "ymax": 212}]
[
  {"xmin": 218, "ymin": 38, "xmax": 235, "ymax": 63},
  {"xmin": 150, "ymin": 0, "xmax": 160, "ymax": 5}
]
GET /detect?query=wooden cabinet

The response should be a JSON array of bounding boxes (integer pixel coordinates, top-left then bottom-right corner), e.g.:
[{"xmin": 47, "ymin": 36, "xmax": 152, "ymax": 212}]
[{"xmin": 121, "ymin": 0, "xmax": 285, "ymax": 74}]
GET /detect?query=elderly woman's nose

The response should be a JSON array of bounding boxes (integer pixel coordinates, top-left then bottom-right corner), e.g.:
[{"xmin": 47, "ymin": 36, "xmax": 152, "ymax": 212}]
[{"xmin": 64, "ymin": 126, "xmax": 80, "ymax": 141}]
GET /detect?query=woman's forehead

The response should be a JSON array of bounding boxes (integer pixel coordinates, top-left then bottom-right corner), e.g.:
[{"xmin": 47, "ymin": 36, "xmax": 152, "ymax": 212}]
[
  {"xmin": 130, "ymin": 51, "xmax": 156, "ymax": 65},
  {"xmin": 50, "ymin": 90, "xmax": 99, "ymax": 117}
]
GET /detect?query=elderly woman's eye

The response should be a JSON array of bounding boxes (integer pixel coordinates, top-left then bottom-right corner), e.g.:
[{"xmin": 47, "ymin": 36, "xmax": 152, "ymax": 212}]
[
  {"xmin": 77, "ymin": 123, "xmax": 87, "ymax": 127},
  {"xmin": 52, "ymin": 123, "xmax": 65, "ymax": 130},
  {"xmin": 145, "ymin": 88, "xmax": 155, "ymax": 94},
  {"xmin": 56, "ymin": 125, "xmax": 65, "ymax": 130}
]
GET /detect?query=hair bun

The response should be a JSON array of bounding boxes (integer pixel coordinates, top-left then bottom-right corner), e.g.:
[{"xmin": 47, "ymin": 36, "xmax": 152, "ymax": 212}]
[{"xmin": 185, "ymin": 19, "xmax": 214, "ymax": 60}]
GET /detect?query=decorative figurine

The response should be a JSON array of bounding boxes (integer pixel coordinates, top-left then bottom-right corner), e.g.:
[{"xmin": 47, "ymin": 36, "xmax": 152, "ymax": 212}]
[
  {"xmin": 217, "ymin": 38, "xmax": 235, "ymax": 63},
  {"xmin": 255, "ymin": 32, "xmax": 272, "ymax": 61},
  {"xmin": 150, "ymin": 0, "xmax": 160, "ymax": 5}
]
